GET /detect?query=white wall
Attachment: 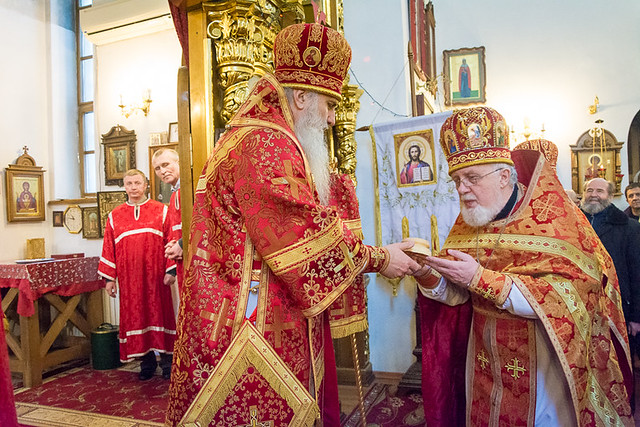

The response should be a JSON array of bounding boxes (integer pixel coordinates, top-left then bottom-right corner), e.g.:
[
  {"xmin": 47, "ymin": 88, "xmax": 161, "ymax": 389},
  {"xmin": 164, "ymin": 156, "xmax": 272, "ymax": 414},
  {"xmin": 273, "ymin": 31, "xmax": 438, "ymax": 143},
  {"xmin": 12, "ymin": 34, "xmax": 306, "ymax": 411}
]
[
  {"xmin": 0, "ymin": 1, "xmax": 181, "ymax": 262},
  {"xmin": 344, "ymin": 0, "xmax": 640, "ymax": 373},
  {"xmin": 94, "ymin": 29, "xmax": 181, "ymax": 189},
  {"xmin": 0, "ymin": 1, "xmax": 54, "ymax": 260}
]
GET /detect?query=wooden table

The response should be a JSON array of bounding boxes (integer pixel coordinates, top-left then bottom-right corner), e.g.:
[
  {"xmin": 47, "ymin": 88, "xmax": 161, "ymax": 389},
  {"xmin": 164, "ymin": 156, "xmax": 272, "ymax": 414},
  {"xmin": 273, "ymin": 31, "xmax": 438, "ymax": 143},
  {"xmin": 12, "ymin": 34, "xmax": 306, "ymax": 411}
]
[{"xmin": 0, "ymin": 257, "xmax": 104, "ymax": 387}]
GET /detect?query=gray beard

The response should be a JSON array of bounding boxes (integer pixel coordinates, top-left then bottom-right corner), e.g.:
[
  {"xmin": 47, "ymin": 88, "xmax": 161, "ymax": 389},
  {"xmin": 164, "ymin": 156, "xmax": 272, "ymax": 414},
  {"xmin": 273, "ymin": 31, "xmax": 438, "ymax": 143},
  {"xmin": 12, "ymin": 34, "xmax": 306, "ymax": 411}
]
[
  {"xmin": 460, "ymin": 202, "xmax": 502, "ymax": 227},
  {"xmin": 294, "ymin": 97, "xmax": 331, "ymax": 206},
  {"xmin": 581, "ymin": 198, "xmax": 610, "ymax": 214}
]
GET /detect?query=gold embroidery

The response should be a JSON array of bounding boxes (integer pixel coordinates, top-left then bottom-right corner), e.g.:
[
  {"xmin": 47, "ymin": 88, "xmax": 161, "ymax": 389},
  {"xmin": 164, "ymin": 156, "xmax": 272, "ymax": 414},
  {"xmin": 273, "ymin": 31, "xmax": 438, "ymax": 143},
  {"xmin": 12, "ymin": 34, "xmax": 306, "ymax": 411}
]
[
  {"xmin": 264, "ymin": 305, "xmax": 295, "ymax": 348},
  {"xmin": 477, "ymin": 350, "xmax": 489, "ymax": 370},
  {"xmin": 270, "ymin": 159, "xmax": 306, "ymax": 199},
  {"xmin": 180, "ymin": 322, "xmax": 318, "ymax": 426},
  {"xmin": 240, "ymin": 406, "xmax": 273, "ymax": 427},
  {"xmin": 531, "ymin": 192, "xmax": 564, "ymax": 222},
  {"xmin": 274, "ymin": 25, "xmax": 303, "ymax": 67},
  {"xmin": 264, "ymin": 218, "xmax": 343, "ymax": 275},
  {"xmin": 444, "ymin": 233, "xmax": 602, "ymax": 282},
  {"xmin": 199, "ymin": 298, "xmax": 232, "ymax": 343},
  {"xmin": 334, "ymin": 241, "xmax": 356, "ymax": 273},
  {"xmin": 505, "ymin": 357, "xmax": 526, "ymax": 380}
]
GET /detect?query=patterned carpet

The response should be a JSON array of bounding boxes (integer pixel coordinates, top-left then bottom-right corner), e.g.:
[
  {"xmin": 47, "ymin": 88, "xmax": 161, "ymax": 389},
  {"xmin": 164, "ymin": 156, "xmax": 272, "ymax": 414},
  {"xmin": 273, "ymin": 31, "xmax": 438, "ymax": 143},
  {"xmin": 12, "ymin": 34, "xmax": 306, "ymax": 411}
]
[
  {"xmin": 342, "ymin": 383, "xmax": 424, "ymax": 427},
  {"xmin": 14, "ymin": 364, "xmax": 167, "ymax": 426}
]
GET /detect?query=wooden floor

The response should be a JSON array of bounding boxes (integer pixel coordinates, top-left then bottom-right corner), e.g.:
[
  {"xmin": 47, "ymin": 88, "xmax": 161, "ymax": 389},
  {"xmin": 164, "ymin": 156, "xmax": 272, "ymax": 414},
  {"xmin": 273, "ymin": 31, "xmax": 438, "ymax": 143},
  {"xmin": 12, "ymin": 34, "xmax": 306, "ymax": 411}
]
[{"xmin": 338, "ymin": 371, "xmax": 402, "ymax": 419}]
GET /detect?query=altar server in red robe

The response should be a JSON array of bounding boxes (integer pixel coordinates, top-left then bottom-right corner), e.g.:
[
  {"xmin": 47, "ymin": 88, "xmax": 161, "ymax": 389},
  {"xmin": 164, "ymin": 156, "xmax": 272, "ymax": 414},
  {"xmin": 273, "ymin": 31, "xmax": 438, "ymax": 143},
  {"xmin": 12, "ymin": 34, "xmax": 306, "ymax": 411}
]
[
  {"xmin": 166, "ymin": 23, "xmax": 421, "ymax": 426},
  {"xmin": 98, "ymin": 169, "xmax": 176, "ymax": 381}
]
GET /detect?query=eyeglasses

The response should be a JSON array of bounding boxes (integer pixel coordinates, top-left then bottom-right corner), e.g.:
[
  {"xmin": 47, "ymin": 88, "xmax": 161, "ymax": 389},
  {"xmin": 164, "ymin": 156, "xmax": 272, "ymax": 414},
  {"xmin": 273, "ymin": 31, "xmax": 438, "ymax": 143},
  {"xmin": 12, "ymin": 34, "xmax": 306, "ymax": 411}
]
[{"xmin": 450, "ymin": 168, "xmax": 505, "ymax": 188}]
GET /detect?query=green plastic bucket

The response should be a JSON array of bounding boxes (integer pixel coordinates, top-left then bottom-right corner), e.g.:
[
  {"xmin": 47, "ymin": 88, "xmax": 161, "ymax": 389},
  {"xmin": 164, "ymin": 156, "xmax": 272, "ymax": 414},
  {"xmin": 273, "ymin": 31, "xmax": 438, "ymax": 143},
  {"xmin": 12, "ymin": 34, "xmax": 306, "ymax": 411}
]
[{"xmin": 91, "ymin": 323, "xmax": 121, "ymax": 370}]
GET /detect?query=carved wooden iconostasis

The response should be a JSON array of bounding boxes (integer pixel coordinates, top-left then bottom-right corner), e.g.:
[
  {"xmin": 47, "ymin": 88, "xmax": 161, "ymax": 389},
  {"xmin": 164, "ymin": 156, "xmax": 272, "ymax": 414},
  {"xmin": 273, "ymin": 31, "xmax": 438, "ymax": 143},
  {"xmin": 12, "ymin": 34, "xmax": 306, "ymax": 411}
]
[
  {"xmin": 182, "ymin": 0, "xmax": 370, "ymax": 386},
  {"xmin": 570, "ymin": 124, "xmax": 623, "ymax": 196}
]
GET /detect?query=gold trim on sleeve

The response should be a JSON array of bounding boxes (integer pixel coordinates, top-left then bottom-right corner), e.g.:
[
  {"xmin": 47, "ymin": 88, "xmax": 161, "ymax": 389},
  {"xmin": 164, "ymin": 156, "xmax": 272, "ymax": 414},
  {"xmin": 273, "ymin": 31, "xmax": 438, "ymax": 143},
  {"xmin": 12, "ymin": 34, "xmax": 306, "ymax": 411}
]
[
  {"xmin": 264, "ymin": 218, "xmax": 344, "ymax": 274},
  {"xmin": 444, "ymin": 233, "xmax": 602, "ymax": 282}
]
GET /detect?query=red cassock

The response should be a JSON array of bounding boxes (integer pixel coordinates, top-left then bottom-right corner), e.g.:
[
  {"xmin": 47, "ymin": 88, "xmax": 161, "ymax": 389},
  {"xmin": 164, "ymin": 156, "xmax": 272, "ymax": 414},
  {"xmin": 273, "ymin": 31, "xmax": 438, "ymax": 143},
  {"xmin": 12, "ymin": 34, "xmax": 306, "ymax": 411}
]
[
  {"xmin": 167, "ymin": 189, "xmax": 183, "ymax": 289},
  {"xmin": 98, "ymin": 199, "xmax": 176, "ymax": 361},
  {"xmin": 165, "ymin": 74, "xmax": 389, "ymax": 427}
]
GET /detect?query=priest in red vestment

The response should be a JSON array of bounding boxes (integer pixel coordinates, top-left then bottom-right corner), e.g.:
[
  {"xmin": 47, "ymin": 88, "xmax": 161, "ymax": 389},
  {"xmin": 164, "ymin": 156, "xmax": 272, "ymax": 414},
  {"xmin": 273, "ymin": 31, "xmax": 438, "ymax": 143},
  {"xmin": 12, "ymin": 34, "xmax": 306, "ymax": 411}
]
[
  {"xmin": 98, "ymin": 169, "xmax": 177, "ymax": 381},
  {"xmin": 412, "ymin": 107, "xmax": 633, "ymax": 426},
  {"xmin": 166, "ymin": 23, "xmax": 421, "ymax": 427}
]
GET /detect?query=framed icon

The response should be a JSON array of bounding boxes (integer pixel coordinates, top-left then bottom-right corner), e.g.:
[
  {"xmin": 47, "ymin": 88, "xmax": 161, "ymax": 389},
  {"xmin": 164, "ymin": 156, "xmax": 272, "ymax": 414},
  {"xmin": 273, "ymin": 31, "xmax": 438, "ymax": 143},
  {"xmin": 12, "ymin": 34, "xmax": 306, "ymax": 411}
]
[
  {"xmin": 101, "ymin": 125, "xmax": 137, "ymax": 186},
  {"xmin": 168, "ymin": 122, "xmax": 179, "ymax": 143},
  {"xmin": 394, "ymin": 129, "xmax": 437, "ymax": 187},
  {"xmin": 5, "ymin": 148, "xmax": 45, "ymax": 222},
  {"xmin": 443, "ymin": 46, "xmax": 486, "ymax": 106},
  {"xmin": 82, "ymin": 206, "xmax": 101, "ymax": 239},
  {"xmin": 97, "ymin": 191, "xmax": 127, "ymax": 237}
]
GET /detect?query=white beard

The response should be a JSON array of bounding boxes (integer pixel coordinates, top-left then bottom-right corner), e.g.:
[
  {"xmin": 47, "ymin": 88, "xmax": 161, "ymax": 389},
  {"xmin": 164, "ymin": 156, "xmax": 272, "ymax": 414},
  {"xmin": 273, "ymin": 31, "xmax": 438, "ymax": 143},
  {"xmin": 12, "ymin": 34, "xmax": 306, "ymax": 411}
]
[
  {"xmin": 294, "ymin": 94, "xmax": 331, "ymax": 205},
  {"xmin": 460, "ymin": 195, "xmax": 503, "ymax": 227}
]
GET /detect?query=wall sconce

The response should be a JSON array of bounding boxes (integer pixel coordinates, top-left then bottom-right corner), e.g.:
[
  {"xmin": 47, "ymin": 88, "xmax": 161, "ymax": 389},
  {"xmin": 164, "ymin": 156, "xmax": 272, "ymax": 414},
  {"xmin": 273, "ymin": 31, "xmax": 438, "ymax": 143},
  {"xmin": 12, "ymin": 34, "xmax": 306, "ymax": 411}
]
[
  {"xmin": 588, "ymin": 95, "xmax": 599, "ymax": 115},
  {"xmin": 119, "ymin": 90, "xmax": 152, "ymax": 118}
]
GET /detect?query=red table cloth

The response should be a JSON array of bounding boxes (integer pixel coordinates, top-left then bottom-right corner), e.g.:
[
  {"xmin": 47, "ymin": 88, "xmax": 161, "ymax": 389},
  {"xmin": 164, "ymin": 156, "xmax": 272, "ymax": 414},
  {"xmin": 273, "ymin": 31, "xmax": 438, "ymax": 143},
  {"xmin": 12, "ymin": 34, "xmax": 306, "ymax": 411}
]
[{"xmin": 0, "ymin": 257, "xmax": 104, "ymax": 317}]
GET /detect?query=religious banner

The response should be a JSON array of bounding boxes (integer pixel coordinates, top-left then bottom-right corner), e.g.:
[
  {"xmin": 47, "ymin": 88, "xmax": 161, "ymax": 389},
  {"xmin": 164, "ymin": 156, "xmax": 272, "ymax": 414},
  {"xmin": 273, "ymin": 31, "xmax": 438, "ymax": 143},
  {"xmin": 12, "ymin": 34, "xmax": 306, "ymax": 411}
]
[{"xmin": 370, "ymin": 111, "xmax": 459, "ymax": 254}]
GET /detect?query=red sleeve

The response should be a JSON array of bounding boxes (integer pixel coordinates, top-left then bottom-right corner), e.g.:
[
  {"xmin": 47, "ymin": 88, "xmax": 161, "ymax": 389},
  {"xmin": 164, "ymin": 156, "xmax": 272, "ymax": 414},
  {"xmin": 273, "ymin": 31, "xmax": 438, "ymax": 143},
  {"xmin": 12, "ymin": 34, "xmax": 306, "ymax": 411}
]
[
  {"xmin": 234, "ymin": 129, "xmax": 376, "ymax": 317},
  {"xmin": 98, "ymin": 213, "xmax": 117, "ymax": 281}
]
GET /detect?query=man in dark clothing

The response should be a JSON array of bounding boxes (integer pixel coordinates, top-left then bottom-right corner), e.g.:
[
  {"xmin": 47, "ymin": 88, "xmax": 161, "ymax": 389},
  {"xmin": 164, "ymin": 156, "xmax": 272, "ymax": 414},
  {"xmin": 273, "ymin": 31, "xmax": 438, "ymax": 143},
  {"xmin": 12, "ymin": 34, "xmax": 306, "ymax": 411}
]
[
  {"xmin": 582, "ymin": 178, "xmax": 640, "ymax": 357},
  {"xmin": 624, "ymin": 182, "xmax": 640, "ymax": 221}
]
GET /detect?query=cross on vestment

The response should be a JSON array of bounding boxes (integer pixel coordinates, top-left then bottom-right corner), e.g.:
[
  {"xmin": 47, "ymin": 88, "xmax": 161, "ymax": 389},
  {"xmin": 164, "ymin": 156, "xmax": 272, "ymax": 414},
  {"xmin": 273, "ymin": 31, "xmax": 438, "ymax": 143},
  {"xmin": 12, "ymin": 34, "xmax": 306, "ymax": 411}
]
[
  {"xmin": 476, "ymin": 350, "xmax": 489, "ymax": 370},
  {"xmin": 334, "ymin": 242, "xmax": 355, "ymax": 273},
  {"xmin": 331, "ymin": 293, "xmax": 357, "ymax": 317},
  {"xmin": 263, "ymin": 226, "xmax": 298, "ymax": 254},
  {"xmin": 264, "ymin": 305, "xmax": 295, "ymax": 348},
  {"xmin": 505, "ymin": 357, "xmax": 527, "ymax": 380},
  {"xmin": 240, "ymin": 406, "xmax": 273, "ymax": 427},
  {"xmin": 270, "ymin": 160, "xmax": 307, "ymax": 199},
  {"xmin": 199, "ymin": 297, "xmax": 233, "ymax": 343},
  {"xmin": 243, "ymin": 87, "xmax": 272, "ymax": 114}
]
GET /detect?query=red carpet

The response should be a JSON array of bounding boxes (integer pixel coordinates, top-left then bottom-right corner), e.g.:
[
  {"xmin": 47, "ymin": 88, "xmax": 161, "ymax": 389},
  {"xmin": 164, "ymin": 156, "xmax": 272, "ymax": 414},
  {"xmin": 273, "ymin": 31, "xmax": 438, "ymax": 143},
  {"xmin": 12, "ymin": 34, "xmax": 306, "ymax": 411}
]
[
  {"xmin": 14, "ymin": 365, "xmax": 168, "ymax": 424},
  {"xmin": 342, "ymin": 383, "xmax": 425, "ymax": 427}
]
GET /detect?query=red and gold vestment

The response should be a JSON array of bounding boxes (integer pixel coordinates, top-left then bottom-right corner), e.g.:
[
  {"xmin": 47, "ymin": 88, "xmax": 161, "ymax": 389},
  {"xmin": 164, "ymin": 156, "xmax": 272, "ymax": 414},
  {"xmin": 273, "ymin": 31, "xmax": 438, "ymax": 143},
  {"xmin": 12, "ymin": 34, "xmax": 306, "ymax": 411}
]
[
  {"xmin": 420, "ymin": 149, "xmax": 632, "ymax": 426},
  {"xmin": 98, "ymin": 199, "xmax": 176, "ymax": 361},
  {"xmin": 166, "ymin": 74, "xmax": 387, "ymax": 426}
]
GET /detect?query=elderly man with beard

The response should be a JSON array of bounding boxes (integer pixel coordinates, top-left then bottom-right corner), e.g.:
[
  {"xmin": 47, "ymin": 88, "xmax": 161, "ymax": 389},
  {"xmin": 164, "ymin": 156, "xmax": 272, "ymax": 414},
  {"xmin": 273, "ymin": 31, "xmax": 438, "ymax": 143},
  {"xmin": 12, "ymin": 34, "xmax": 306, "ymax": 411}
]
[
  {"xmin": 582, "ymin": 178, "xmax": 640, "ymax": 371},
  {"xmin": 166, "ymin": 23, "xmax": 420, "ymax": 427},
  {"xmin": 408, "ymin": 107, "xmax": 633, "ymax": 426}
]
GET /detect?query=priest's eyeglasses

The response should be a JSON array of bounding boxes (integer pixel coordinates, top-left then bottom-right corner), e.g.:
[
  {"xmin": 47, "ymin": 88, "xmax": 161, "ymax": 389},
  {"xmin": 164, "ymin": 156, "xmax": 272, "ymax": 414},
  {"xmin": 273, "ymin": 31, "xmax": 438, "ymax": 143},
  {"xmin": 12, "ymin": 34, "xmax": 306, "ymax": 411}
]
[{"xmin": 450, "ymin": 167, "xmax": 505, "ymax": 188}]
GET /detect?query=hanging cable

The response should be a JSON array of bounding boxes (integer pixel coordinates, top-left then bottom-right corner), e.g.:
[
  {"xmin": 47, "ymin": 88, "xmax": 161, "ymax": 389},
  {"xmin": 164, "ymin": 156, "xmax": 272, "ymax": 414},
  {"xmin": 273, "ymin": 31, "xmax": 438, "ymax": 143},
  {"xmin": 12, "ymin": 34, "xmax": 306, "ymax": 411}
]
[{"xmin": 349, "ymin": 64, "xmax": 411, "ymax": 122}]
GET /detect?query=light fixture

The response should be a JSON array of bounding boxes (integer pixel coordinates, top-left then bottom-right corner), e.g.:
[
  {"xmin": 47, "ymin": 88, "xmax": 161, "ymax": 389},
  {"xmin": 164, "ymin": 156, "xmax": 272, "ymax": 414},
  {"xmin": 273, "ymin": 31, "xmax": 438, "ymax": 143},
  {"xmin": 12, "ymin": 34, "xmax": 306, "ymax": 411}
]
[
  {"xmin": 119, "ymin": 90, "xmax": 152, "ymax": 118},
  {"xmin": 588, "ymin": 95, "xmax": 599, "ymax": 115}
]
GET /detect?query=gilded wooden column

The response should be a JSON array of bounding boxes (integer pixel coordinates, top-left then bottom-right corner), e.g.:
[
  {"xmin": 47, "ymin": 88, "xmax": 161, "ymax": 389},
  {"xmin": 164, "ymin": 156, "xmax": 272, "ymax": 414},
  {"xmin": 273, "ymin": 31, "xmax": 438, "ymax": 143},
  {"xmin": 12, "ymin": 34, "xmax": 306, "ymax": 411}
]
[
  {"xmin": 205, "ymin": 1, "xmax": 304, "ymax": 125},
  {"xmin": 333, "ymin": 75, "xmax": 363, "ymax": 184}
]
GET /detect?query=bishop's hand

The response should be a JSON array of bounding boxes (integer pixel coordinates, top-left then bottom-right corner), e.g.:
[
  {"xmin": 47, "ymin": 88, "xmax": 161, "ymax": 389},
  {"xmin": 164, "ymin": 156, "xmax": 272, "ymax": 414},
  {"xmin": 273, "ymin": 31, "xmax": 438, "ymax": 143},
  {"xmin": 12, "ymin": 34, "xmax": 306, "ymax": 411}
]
[
  {"xmin": 423, "ymin": 249, "xmax": 480, "ymax": 287},
  {"xmin": 379, "ymin": 241, "xmax": 422, "ymax": 278}
]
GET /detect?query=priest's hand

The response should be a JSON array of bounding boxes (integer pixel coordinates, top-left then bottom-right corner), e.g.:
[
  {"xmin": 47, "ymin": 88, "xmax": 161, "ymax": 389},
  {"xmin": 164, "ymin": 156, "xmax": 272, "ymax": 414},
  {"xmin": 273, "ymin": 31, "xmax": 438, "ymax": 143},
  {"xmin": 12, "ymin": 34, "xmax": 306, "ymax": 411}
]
[
  {"xmin": 165, "ymin": 240, "xmax": 183, "ymax": 260},
  {"xmin": 423, "ymin": 249, "xmax": 479, "ymax": 287},
  {"xmin": 629, "ymin": 321, "xmax": 640, "ymax": 337},
  {"xmin": 380, "ymin": 241, "xmax": 422, "ymax": 278},
  {"xmin": 164, "ymin": 274, "xmax": 176, "ymax": 286},
  {"xmin": 105, "ymin": 280, "xmax": 118, "ymax": 298}
]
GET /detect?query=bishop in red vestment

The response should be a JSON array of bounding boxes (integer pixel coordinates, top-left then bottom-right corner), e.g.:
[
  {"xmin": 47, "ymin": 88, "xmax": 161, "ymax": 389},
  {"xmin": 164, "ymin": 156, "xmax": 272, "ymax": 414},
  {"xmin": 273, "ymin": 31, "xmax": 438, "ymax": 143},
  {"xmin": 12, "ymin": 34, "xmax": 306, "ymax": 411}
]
[
  {"xmin": 98, "ymin": 170, "xmax": 176, "ymax": 380},
  {"xmin": 166, "ymin": 23, "xmax": 421, "ymax": 427},
  {"xmin": 413, "ymin": 108, "xmax": 633, "ymax": 426}
]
